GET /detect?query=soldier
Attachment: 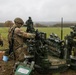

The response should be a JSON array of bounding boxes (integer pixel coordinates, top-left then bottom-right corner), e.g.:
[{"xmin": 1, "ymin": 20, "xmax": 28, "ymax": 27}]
[
  {"xmin": 26, "ymin": 17, "xmax": 35, "ymax": 33},
  {"xmin": 0, "ymin": 33, "xmax": 3, "ymax": 46},
  {"xmin": 7, "ymin": 17, "xmax": 35, "ymax": 61}
]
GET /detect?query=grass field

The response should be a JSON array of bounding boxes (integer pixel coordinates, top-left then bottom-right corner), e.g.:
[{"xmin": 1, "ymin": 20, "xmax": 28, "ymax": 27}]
[{"xmin": 0, "ymin": 27, "xmax": 72, "ymax": 49}]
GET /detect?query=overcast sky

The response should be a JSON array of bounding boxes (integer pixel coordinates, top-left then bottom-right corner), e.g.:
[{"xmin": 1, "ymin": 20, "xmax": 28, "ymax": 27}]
[{"xmin": 0, "ymin": 0, "xmax": 76, "ymax": 22}]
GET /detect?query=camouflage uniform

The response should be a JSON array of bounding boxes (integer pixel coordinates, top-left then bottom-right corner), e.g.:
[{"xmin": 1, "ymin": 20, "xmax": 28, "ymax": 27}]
[{"xmin": 8, "ymin": 17, "xmax": 35, "ymax": 61}]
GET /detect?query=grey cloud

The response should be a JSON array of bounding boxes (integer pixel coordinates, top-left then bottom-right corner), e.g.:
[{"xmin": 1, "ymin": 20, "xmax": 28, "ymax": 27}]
[{"xmin": 0, "ymin": 0, "xmax": 76, "ymax": 22}]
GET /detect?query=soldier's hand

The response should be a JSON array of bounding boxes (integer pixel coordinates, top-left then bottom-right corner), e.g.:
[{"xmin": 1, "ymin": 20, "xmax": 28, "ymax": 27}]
[
  {"xmin": 30, "ymin": 34, "xmax": 36, "ymax": 38},
  {"xmin": 27, "ymin": 33, "xmax": 36, "ymax": 38}
]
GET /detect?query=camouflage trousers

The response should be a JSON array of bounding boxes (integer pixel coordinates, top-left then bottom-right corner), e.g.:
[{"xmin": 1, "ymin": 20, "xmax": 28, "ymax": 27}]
[{"xmin": 14, "ymin": 45, "xmax": 28, "ymax": 61}]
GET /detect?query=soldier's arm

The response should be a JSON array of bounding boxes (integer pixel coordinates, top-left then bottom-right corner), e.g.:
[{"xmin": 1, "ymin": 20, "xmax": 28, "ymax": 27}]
[
  {"xmin": 0, "ymin": 34, "xmax": 3, "ymax": 41},
  {"xmin": 15, "ymin": 28, "xmax": 35, "ymax": 38}
]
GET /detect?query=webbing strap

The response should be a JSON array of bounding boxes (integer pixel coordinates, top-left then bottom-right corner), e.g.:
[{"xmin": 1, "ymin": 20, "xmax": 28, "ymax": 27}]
[{"xmin": 9, "ymin": 27, "xmax": 16, "ymax": 60}]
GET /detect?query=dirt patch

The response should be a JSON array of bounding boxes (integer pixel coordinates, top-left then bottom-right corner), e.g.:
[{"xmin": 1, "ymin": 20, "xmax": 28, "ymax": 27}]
[
  {"xmin": 0, "ymin": 60, "xmax": 14, "ymax": 75},
  {"xmin": 60, "ymin": 69, "xmax": 76, "ymax": 75}
]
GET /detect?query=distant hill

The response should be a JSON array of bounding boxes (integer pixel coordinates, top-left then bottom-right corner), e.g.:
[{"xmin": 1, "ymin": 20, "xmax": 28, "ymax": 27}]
[
  {"xmin": 34, "ymin": 21, "xmax": 59, "ymax": 26},
  {"xmin": 34, "ymin": 21, "xmax": 76, "ymax": 27}
]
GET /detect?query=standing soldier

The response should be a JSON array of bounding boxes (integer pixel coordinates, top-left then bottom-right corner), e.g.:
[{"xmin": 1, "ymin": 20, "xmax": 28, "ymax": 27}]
[
  {"xmin": 7, "ymin": 17, "xmax": 35, "ymax": 61},
  {"xmin": 26, "ymin": 17, "xmax": 35, "ymax": 33}
]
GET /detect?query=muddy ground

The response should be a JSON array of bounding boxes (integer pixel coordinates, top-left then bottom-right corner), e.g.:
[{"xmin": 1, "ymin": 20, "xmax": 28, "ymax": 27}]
[
  {"xmin": 0, "ymin": 60, "xmax": 14, "ymax": 75},
  {"xmin": 0, "ymin": 60, "xmax": 76, "ymax": 75}
]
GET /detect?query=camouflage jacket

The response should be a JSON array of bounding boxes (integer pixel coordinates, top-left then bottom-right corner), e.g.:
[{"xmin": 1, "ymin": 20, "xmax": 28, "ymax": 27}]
[{"xmin": 8, "ymin": 24, "xmax": 35, "ymax": 50}]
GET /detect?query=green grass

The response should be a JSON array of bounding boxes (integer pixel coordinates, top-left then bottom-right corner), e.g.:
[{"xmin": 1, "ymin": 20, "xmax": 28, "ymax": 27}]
[
  {"xmin": 23, "ymin": 27, "xmax": 71, "ymax": 38},
  {"xmin": 0, "ymin": 27, "xmax": 9, "ymax": 49},
  {"xmin": 34, "ymin": 27, "xmax": 72, "ymax": 40},
  {"xmin": 0, "ymin": 27, "xmax": 72, "ymax": 50}
]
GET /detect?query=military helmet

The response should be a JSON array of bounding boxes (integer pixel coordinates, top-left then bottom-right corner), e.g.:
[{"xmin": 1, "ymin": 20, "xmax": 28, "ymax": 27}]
[
  {"xmin": 29, "ymin": 17, "xmax": 31, "ymax": 19},
  {"xmin": 14, "ymin": 17, "xmax": 24, "ymax": 25}
]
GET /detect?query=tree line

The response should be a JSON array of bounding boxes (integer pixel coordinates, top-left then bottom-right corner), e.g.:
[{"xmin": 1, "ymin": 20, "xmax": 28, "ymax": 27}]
[{"xmin": 0, "ymin": 21, "xmax": 76, "ymax": 27}]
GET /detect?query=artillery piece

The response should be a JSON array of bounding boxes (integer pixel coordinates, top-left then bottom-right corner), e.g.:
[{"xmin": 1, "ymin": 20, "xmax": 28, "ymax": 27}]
[
  {"xmin": 65, "ymin": 25, "xmax": 76, "ymax": 70},
  {"xmin": 16, "ymin": 29, "xmax": 69, "ymax": 74}
]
